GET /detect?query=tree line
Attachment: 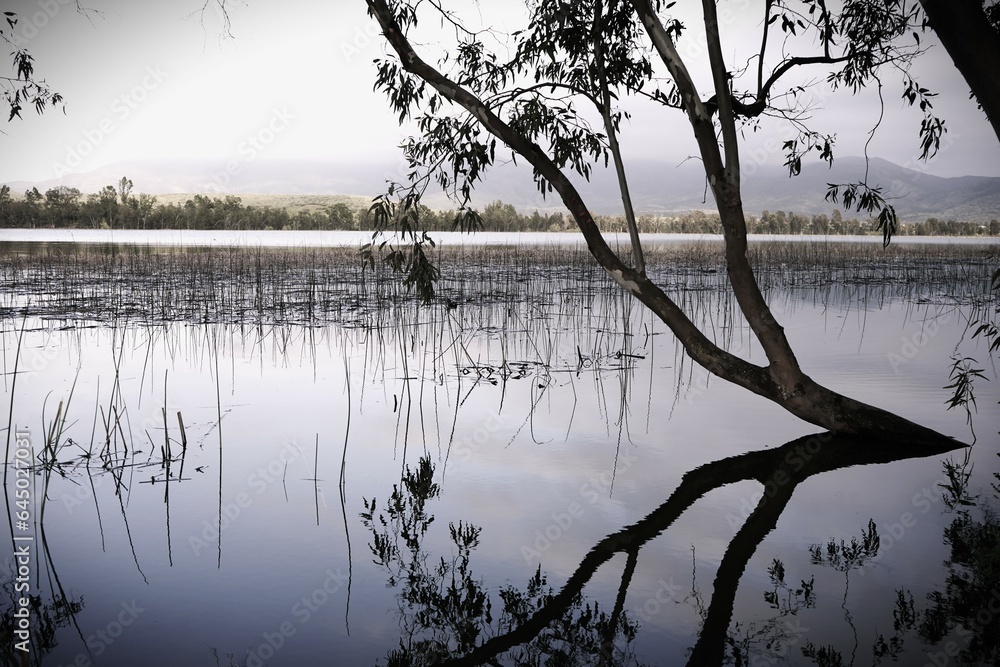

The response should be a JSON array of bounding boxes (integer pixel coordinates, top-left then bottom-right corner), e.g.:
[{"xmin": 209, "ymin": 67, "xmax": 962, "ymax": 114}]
[{"xmin": 1, "ymin": 181, "xmax": 997, "ymax": 237}]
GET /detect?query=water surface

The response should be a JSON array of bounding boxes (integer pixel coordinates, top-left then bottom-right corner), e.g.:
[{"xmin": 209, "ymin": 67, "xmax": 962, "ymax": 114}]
[{"xmin": 1, "ymin": 236, "xmax": 997, "ymax": 666}]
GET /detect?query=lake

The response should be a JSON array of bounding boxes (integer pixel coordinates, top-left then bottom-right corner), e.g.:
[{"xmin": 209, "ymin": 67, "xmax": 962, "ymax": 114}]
[{"xmin": 1, "ymin": 232, "xmax": 998, "ymax": 666}]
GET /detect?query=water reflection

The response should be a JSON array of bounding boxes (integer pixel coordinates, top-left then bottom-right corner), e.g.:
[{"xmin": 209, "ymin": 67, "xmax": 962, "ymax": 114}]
[
  {"xmin": 1, "ymin": 240, "xmax": 996, "ymax": 665},
  {"xmin": 363, "ymin": 456, "xmax": 647, "ymax": 666},
  {"xmin": 916, "ymin": 452, "xmax": 1000, "ymax": 665},
  {"xmin": 364, "ymin": 432, "xmax": 975, "ymax": 666}
]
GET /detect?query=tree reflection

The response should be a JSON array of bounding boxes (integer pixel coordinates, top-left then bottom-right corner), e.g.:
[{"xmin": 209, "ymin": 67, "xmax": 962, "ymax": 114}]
[
  {"xmin": 722, "ymin": 557, "xmax": 816, "ymax": 665},
  {"xmin": 361, "ymin": 456, "xmax": 646, "ymax": 666},
  {"xmin": 916, "ymin": 458, "xmax": 1000, "ymax": 665},
  {"xmin": 0, "ymin": 586, "xmax": 83, "ymax": 667},
  {"xmin": 363, "ymin": 432, "xmax": 970, "ymax": 666},
  {"xmin": 0, "ymin": 531, "xmax": 86, "ymax": 667},
  {"xmin": 804, "ymin": 520, "xmax": 881, "ymax": 665}
]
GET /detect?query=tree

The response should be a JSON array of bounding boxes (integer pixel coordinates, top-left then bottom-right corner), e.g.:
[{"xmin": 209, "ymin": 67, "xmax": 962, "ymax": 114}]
[
  {"xmin": 42, "ymin": 185, "xmax": 81, "ymax": 226},
  {"xmin": 135, "ymin": 192, "xmax": 157, "ymax": 229},
  {"xmin": 481, "ymin": 199, "xmax": 519, "ymax": 232},
  {"xmin": 327, "ymin": 202, "xmax": 357, "ymax": 228},
  {"xmin": 43, "ymin": 185, "xmax": 81, "ymax": 208},
  {"xmin": 364, "ymin": 0, "xmax": 958, "ymax": 443},
  {"xmin": 117, "ymin": 176, "xmax": 134, "ymax": 207},
  {"xmin": 98, "ymin": 184, "xmax": 119, "ymax": 227},
  {"xmin": 811, "ymin": 213, "xmax": 830, "ymax": 235}
]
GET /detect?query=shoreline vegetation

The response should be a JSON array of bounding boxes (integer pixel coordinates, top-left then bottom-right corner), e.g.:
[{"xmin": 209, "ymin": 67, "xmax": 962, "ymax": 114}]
[{"xmin": 2, "ymin": 182, "xmax": 998, "ymax": 237}]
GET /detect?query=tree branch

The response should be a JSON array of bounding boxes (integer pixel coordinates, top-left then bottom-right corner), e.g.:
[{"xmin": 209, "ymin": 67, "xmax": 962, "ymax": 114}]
[
  {"xmin": 702, "ymin": 0, "xmax": 741, "ymax": 186},
  {"xmin": 630, "ymin": 0, "xmax": 813, "ymax": 398},
  {"xmin": 592, "ymin": 0, "xmax": 645, "ymax": 277},
  {"xmin": 488, "ymin": 82, "xmax": 600, "ymax": 113},
  {"xmin": 628, "ymin": 0, "xmax": 720, "ymax": 173},
  {"xmin": 757, "ymin": 0, "xmax": 774, "ymax": 99},
  {"xmin": 719, "ymin": 53, "xmax": 854, "ymax": 120}
]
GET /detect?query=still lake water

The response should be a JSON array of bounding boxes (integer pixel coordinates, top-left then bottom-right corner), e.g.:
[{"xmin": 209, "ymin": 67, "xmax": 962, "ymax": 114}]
[{"xmin": 1, "ymin": 231, "xmax": 998, "ymax": 666}]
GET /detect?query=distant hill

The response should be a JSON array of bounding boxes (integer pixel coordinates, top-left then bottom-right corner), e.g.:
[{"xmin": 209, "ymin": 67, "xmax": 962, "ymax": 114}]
[
  {"xmin": 736, "ymin": 157, "xmax": 1000, "ymax": 223},
  {"xmin": 5, "ymin": 156, "xmax": 999, "ymax": 222}
]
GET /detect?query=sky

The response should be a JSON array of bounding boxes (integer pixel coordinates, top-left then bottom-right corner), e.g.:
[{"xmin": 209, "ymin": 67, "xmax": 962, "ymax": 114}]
[{"xmin": 1, "ymin": 0, "xmax": 998, "ymax": 190}]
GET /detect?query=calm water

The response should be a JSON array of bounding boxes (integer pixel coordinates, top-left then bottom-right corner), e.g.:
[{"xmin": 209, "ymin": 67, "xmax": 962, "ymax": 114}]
[{"xmin": 1, "ymin": 235, "xmax": 998, "ymax": 666}]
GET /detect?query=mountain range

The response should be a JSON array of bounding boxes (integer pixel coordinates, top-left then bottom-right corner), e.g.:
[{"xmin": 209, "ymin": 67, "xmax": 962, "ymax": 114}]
[{"xmin": 5, "ymin": 156, "xmax": 999, "ymax": 222}]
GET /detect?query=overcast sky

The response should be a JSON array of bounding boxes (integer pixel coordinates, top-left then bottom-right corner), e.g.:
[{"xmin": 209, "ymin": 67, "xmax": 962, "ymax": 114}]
[{"xmin": 1, "ymin": 0, "xmax": 998, "ymax": 189}]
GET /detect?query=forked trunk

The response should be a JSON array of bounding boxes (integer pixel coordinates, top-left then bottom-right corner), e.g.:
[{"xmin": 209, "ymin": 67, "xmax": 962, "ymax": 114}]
[{"xmin": 367, "ymin": 0, "xmax": 958, "ymax": 448}]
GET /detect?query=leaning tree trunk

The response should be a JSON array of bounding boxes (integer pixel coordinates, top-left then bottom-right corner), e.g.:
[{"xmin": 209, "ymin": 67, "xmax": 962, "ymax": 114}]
[{"xmin": 367, "ymin": 0, "xmax": 956, "ymax": 447}]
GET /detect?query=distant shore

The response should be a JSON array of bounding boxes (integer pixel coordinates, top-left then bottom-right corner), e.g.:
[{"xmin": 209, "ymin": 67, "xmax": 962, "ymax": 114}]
[{"xmin": 1, "ymin": 229, "xmax": 996, "ymax": 249}]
